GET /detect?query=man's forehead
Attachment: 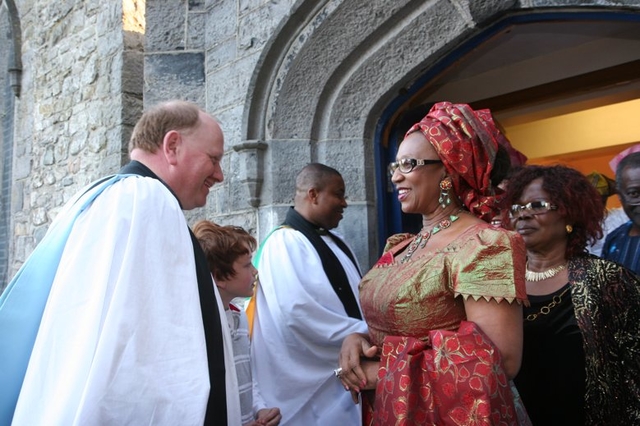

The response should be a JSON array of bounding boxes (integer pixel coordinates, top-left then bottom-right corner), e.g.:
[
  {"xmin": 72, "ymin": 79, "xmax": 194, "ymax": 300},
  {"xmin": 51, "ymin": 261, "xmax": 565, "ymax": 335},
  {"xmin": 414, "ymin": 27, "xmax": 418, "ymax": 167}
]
[{"xmin": 622, "ymin": 166, "xmax": 640, "ymax": 181}]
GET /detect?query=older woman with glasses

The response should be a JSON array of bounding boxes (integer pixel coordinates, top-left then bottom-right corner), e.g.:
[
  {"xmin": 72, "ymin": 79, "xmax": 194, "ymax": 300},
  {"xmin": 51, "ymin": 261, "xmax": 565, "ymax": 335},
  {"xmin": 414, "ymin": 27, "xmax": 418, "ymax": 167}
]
[
  {"xmin": 504, "ymin": 164, "xmax": 640, "ymax": 425},
  {"xmin": 337, "ymin": 102, "xmax": 530, "ymax": 425}
]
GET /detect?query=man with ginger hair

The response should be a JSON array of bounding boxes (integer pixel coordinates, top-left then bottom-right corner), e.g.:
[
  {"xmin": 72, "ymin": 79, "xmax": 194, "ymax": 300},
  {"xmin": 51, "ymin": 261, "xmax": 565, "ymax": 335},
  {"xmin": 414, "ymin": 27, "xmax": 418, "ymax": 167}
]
[
  {"xmin": 194, "ymin": 220, "xmax": 281, "ymax": 426},
  {"xmin": 0, "ymin": 100, "xmax": 241, "ymax": 425}
]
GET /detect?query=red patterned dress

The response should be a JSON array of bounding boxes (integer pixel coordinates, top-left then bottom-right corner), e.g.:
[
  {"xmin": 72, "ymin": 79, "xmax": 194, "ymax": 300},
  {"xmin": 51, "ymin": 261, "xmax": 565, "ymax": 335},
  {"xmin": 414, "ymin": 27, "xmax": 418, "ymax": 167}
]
[{"xmin": 359, "ymin": 223, "xmax": 529, "ymax": 426}]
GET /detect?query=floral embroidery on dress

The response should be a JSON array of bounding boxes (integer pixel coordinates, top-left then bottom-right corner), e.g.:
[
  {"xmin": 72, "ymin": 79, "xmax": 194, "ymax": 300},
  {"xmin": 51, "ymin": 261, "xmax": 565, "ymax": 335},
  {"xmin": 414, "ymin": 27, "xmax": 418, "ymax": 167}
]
[{"xmin": 373, "ymin": 322, "xmax": 520, "ymax": 426}]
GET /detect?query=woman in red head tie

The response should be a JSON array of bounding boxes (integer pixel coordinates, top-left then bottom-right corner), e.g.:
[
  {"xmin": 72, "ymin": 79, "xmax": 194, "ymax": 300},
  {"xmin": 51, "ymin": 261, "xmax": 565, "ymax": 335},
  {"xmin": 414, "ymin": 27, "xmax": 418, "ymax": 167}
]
[{"xmin": 337, "ymin": 102, "xmax": 530, "ymax": 425}]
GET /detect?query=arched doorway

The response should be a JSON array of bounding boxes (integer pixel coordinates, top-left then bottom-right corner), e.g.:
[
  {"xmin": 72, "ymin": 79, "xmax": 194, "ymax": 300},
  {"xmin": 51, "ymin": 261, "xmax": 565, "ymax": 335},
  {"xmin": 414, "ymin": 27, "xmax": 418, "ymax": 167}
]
[
  {"xmin": 376, "ymin": 10, "xmax": 640, "ymax": 253},
  {"xmin": 243, "ymin": 1, "xmax": 640, "ymax": 267}
]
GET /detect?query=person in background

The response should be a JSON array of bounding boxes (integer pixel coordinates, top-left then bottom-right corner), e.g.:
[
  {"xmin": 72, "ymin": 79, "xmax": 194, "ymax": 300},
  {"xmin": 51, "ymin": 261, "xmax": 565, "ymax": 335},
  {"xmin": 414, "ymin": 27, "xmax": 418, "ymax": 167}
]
[
  {"xmin": 250, "ymin": 163, "xmax": 368, "ymax": 425},
  {"xmin": 194, "ymin": 220, "xmax": 281, "ymax": 426},
  {"xmin": 609, "ymin": 143, "xmax": 640, "ymax": 173},
  {"xmin": 506, "ymin": 164, "xmax": 640, "ymax": 425},
  {"xmin": 585, "ymin": 171, "xmax": 628, "ymax": 256},
  {"xmin": 0, "ymin": 100, "xmax": 241, "ymax": 425},
  {"xmin": 601, "ymin": 152, "xmax": 640, "ymax": 273},
  {"xmin": 338, "ymin": 102, "xmax": 530, "ymax": 425}
]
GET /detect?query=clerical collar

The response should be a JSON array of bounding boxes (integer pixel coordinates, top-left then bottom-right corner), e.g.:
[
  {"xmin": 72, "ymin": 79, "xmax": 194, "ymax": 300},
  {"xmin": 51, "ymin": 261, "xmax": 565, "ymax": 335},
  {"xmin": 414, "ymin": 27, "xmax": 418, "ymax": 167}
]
[
  {"xmin": 286, "ymin": 208, "xmax": 330, "ymax": 235},
  {"xmin": 316, "ymin": 227, "xmax": 329, "ymax": 236},
  {"xmin": 118, "ymin": 160, "xmax": 183, "ymax": 209}
]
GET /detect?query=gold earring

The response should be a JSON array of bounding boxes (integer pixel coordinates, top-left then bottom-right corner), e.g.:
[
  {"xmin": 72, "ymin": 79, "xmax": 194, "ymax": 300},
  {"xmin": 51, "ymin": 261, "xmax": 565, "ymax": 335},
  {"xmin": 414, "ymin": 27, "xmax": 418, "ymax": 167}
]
[
  {"xmin": 566, "ymin": 224, "xmax": 573, "ymax": 234},
  {"xmin": 438, "ymin": 177, "xmax": 453, "ymax": 209}
]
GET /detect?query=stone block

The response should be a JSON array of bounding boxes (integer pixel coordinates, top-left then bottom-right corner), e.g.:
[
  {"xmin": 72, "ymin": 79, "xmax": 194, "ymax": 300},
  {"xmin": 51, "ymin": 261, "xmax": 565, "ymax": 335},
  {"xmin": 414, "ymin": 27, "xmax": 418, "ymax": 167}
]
[
  {"xmin": 213, "ymin": 104, "xmax": 243, "ymax": 147},
  {"xmin": 31, "ymin": 207, "xmax": 48, "ymax": 226},
  {"xmin": 206, "ymin": 55, "xmax": 253, "ymax": 107},
  {"xmin": 238, "ymin": 3, "xmax": 284, "ymax": 53},
  {"xmin": 208, "ymin": 184, "xmax": 227, "ymax": 214},
  {"xmin": 123, "ymin": 94, "xmax": 144, "ymax": 127},
  {"xmin": 145, "ymin": 52, "xmax": 206, "ymax": 106},
  {"xmin": 11, "ymin": 181, "xmax": 24, "ymax": 214},
  {"xmin": 87, "ymin": 133, "xmax": 107, "ymax": 154},
  {"xmin": 123, "ymin": 0, "xmax": 145, "ymax": 37},
  {"xmin": 145, "ymin": 1, "xmax": 186, "ymax": 51},
  {"xmin": 42, "ymin": 145, "xmax": 55, "ymax": 166},
  {"xmin": 334, "ymin": 202, "xmax": 377, "ymax": 271},
  {"xmin": 468, "ymin": 0, "xmax": 517, "ymax": 24},
  {"xmin": 68, "ymin": 133, "xmax": 87, "ymax": 156},
  {"xmin": 228, "ymin": 176, "xmax": 253, "ymax": 210},
  {"xmin": 317, "ymin": 137, "xmax": 378, "ymax": 201},
  {"xmin": 187, "ymin": 11, "xmax": 207, "ymax": 50},
  {"xmin": 263, "ymin": 139, "xmax": 312, "ymax": 205},
  {"xmin": 206, "ymin": 0, "xmax": 236, "ymax": 46},
  {"xmin": 206, "ymin": 39, "xmax": 237, "ymax": 72},
  {"xmin": 122, "ymin": 50, "xmax": 144, "ymax": 95},
  {"xmin": 13, "ymin": 156, "xmax": 31, "ymax": 180},
  {"xmin": 13, "ymin": 235, "xmax": 29, "ymax": 264}
]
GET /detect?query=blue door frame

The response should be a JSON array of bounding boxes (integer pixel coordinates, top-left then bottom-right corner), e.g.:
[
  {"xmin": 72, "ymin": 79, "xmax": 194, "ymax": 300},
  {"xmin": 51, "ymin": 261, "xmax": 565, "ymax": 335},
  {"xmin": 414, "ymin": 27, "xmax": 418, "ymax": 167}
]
[{"xmin": 373, "ymin": 9, "xmax": 640, "ymax": 256}]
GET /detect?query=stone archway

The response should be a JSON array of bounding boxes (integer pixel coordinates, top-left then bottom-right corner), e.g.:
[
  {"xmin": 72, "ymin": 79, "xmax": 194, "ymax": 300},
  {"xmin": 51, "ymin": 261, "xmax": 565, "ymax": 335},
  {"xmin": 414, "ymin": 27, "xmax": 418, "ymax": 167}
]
[
  {"xmin": 243, "ymin": 0, "xmax": 640, "ymax": 267},
  {"xmin": 243, "ymin": 0, "xmax": 518, "ymax": 267}
]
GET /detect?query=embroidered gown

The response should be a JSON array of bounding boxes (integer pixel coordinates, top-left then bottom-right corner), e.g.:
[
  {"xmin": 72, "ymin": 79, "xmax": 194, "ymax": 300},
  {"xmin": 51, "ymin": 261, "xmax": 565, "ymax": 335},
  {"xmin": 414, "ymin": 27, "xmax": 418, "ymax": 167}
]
[{"xmin": 359, "ymin": 223, "xmax": 528, "ymax": 425}]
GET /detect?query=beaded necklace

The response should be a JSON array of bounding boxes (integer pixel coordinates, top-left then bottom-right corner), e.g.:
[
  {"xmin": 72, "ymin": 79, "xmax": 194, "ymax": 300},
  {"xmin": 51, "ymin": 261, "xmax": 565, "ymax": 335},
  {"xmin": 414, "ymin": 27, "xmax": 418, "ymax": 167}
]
[
  {"xmin": 400, "ymin": 214, "xmax": 460, "ymax": 264},
  {"xmin": 525, "ymin": 262, "xmax": 567, "ymax": 282}
]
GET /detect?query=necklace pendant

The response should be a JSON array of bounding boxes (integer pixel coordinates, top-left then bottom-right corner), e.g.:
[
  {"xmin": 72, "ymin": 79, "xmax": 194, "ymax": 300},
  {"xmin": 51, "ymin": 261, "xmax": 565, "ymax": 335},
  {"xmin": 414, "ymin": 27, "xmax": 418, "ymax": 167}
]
[
  {"xmin": 525, "ymin": 285, "xmax": 571, "ymax": 321},
  {"xmin": 401, "ymin": 213, "xmax": 460, "ymax": 263},
  {"xmin": 401, "ymin": 234, "xmax": 422, "ymax": 263},
  {"xmin": 418, "ymin": 231, "xmax": 431, "ymax": 249}
]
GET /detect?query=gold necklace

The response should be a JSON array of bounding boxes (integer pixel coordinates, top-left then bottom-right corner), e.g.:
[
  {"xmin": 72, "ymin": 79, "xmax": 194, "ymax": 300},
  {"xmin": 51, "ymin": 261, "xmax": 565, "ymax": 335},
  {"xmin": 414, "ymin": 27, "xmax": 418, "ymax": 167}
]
[
  {"xmin": 525, "ymin": 286, "xmax": 571, "ymax": 321},
  {"xmin": 400, "ymin": 214, "xmax": 459, "ymax": 264},
  {"xmin": 525, "ymin": 262, "xmax": 567, "ymax": 282}
]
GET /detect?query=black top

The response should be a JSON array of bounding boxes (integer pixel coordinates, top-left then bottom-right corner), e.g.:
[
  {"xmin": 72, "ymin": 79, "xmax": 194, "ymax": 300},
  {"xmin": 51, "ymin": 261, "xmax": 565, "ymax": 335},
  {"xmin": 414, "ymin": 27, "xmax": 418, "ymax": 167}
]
[{"xmin": 514, "ymin": 283, "xmax": 585, "ymax": 426}]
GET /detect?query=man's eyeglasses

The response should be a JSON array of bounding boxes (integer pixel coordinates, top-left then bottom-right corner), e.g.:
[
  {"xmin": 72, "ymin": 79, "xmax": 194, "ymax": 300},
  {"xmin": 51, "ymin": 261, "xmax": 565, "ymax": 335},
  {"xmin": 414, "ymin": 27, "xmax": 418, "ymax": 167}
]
[
  {"xmin": 509, "ymin": 201, "xmax": 558, "ymax": 219},
  {"xmin": 388, "ymin": 158, "xmax": 442, "ymax": 177}
]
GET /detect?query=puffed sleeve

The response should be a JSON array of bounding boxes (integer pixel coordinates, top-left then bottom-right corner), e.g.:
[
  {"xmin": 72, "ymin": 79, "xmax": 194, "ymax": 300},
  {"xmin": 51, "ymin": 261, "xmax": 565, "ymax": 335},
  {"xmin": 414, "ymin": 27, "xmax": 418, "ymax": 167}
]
[{"xmin": 449, "ymin": 227, "xmax": 527, "ymax": 304}]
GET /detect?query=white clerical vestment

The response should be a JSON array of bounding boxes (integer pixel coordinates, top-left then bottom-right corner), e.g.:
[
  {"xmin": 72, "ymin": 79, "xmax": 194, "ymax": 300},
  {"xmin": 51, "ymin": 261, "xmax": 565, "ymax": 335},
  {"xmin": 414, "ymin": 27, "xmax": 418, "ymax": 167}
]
[
  {"xmin": 8, "ymin": 176, "xmax": 241, "ymax": 425},
  {"xmin": 251, "ymin": 228, "xmax": 368, "ymax": 425}
]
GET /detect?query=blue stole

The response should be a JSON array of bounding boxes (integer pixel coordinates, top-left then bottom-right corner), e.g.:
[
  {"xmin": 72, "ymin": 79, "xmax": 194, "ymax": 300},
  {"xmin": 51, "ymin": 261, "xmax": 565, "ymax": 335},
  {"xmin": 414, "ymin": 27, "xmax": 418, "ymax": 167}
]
[{"xmin": 0, "ymin": 174, "xmax": 131, "ymax": 425}]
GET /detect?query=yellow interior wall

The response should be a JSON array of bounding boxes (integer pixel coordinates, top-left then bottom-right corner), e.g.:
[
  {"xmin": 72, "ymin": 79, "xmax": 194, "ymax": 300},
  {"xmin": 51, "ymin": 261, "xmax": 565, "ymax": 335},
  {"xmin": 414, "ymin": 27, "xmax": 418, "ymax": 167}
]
[
  {"xmin": 504, "ymin": 98, "xmax": 640, "ymax": 159},
  {"xmin": 502, "ymin": 99, "xmax": 640, "ymax": 210}
]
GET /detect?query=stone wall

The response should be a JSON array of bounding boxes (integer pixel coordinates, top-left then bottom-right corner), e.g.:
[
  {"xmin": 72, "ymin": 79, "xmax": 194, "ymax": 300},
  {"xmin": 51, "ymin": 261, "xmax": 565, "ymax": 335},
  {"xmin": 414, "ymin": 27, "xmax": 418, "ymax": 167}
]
[
  {"xmin": 3, "ymin": 0, "xmax": 640, "ymax": 290},
  {"xmin": 143, "ymin": 0, "xmax": 299, "ymax": 240},
  {"xmin": 145, "ymin": 0, "xmax": 640, "ymax": 273},
  {"xmin": 5, "ymin": 0, "xmax": 143, "ymax": 286}
]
